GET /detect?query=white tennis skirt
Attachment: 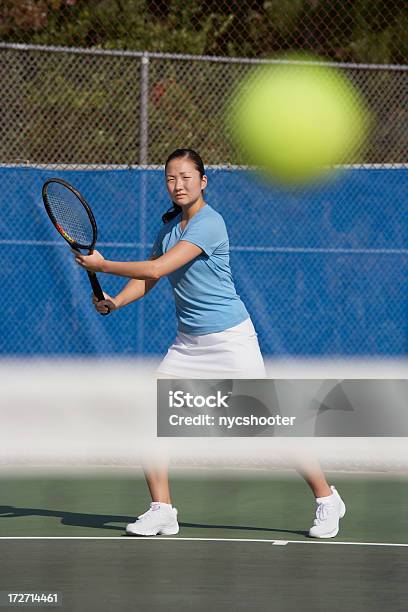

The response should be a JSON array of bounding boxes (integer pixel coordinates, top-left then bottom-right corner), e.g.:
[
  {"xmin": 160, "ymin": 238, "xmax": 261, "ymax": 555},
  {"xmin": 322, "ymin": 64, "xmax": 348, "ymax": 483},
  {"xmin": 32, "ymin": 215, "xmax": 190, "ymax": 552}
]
[{"xmin": 156, "ymin": 318, "xmax": 266, "ymax": 379}]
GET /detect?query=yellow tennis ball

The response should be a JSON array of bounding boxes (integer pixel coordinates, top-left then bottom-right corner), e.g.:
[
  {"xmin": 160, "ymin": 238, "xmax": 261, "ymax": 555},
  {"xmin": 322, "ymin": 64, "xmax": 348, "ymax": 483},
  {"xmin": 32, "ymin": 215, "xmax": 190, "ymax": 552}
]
[{"xmin": 228, "ymin": 57, "xmax": 370, "ymax": 184}]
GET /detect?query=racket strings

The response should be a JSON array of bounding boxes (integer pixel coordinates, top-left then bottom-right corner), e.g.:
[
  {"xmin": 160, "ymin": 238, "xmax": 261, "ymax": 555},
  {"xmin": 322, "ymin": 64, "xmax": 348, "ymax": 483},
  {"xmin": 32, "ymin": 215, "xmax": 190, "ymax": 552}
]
[{"xmin": 46, "ymin": 186, "xmax": 94, "ymax": 247}]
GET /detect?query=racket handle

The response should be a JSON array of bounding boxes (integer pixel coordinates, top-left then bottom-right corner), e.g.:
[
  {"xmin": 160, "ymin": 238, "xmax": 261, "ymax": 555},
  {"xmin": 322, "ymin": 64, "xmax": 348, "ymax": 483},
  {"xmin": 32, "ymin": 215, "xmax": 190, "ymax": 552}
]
[{"xmin": 87, "ymin": 271, "xmax": 110, "ymax": 316}]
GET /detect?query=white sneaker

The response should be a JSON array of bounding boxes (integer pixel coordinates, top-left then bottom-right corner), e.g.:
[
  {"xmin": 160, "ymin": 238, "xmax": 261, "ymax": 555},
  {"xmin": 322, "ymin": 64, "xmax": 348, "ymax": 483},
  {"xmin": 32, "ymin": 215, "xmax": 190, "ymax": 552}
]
[
  {"xmin": 309, "ymin": 485, "xmax": 346, "ymax": 539},
  {"xmin": 126, "ymin": 502, "xmax": 179, "ymax": 536}
]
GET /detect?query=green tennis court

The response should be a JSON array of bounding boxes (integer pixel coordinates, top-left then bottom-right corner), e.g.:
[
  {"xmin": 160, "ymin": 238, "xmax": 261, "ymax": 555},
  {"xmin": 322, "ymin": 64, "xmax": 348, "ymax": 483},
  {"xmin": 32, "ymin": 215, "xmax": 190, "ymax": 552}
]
[{"xmin": 1, "ymin": 468, "xmax": 407, "ymax": 611}]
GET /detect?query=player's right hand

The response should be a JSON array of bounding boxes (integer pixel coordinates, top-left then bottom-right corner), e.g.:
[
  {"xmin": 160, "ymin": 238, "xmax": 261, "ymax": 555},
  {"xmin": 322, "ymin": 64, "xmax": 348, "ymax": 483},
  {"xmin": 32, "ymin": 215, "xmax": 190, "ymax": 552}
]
[{"xmin": 92, "ymin": 292, "xmax": 118, "ymax": 314}]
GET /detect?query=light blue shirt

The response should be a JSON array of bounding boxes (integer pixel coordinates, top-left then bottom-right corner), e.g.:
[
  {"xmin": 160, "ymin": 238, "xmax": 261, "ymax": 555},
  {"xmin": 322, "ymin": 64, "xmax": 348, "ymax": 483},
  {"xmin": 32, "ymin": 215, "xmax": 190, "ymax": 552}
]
[{"xmin": 151, "ymin": 204, "xmax": 249, "ymax": 335}]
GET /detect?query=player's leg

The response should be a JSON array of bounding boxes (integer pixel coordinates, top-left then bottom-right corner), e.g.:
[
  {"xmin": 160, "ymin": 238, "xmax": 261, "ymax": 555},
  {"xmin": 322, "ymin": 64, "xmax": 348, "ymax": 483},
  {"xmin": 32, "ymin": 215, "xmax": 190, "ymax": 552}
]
[
  {"xmin": 126, "ymin": 373, "xmax": 179, "ymax": 536},
  {"xmin": 143, "ymin": 463, "xmax": 172, "ymax": 504},
  {"xmin": 296, "ymin": 457, "xmax": 332, "ymax": 498},
  {"xmin": 295, "ymin": 455, "xmax": 346, "ymax": 538},
  {"xmin": 270, "ymin": 381, "xmax": 347, "ymax": 538},
  {"xmin": 126, "ymin": 457, "xmax": 179, "ymax": 536}
]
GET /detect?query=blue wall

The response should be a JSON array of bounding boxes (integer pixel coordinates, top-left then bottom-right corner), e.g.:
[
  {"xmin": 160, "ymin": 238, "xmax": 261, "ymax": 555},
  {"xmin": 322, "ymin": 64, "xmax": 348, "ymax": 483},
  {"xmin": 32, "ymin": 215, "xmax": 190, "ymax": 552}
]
[{"xmin": 1, "ymin": 166, "xmax": 407, "ymax": 356}]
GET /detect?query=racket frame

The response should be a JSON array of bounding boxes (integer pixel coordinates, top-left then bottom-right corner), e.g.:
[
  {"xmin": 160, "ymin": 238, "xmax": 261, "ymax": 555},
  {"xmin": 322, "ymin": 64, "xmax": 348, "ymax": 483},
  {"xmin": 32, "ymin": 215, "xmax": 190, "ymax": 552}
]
[{"xmin": 42, "ymin": 178, "xmax": 109, "ymax": 313}]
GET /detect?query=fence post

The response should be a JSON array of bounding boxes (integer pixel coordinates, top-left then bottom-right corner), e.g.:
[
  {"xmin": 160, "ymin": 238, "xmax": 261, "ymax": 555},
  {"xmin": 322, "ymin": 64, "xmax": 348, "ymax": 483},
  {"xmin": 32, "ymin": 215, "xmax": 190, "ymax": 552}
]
[
  {"xmin": 139, "ymin": 52, "xmax": 149, "ymax": 165},
  {"xmin": 137, "ymin": 52, "xmax": 150, "ymax": 353}
]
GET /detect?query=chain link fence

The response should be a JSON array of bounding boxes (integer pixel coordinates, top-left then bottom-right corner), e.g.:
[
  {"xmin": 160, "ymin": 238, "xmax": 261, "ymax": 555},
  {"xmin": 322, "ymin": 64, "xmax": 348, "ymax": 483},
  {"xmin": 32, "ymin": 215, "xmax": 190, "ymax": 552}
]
[
  {"xmin": 1, "ymin": 43, "xmax": 407, "ymax": 166},
  {"xmin": 0, "ymin": 38, "xmax": 407, "ymax": 358}
]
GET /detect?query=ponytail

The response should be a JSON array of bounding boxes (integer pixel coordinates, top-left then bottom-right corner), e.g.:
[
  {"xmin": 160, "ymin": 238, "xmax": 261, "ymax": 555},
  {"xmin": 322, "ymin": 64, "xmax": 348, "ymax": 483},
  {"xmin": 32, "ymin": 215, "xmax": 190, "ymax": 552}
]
[{"xmin": 162, "ymin": 203, "xmax": 182, "ymax": 224}]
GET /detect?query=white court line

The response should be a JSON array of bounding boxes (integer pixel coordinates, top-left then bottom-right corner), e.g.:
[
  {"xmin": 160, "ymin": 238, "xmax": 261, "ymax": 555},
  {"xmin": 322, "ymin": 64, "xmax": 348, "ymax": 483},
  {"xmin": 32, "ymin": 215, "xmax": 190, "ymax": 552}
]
[{"xmin": 0, "ymin": 537, "xmax": 407, "ymax": 547}]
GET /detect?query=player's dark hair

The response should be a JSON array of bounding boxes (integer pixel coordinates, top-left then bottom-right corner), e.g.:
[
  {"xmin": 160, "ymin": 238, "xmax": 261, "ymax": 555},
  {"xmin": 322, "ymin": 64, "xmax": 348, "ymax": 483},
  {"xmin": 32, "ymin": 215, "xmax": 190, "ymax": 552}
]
[{"xmin": 162, "ymin": 148, "xmax": 206, "ymax": 224}]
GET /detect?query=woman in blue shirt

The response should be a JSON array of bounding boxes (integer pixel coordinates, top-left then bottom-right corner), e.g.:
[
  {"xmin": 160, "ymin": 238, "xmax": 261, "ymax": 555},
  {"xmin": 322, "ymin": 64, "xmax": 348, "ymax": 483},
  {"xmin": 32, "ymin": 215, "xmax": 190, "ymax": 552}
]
[{"xmin": 74, "ymin": 148, "xmax": 346, "ymax": 539}]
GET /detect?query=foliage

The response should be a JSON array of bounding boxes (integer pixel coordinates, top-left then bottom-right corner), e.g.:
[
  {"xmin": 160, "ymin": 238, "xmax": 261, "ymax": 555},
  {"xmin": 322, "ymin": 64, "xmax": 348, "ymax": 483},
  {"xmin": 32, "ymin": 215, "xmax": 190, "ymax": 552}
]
[
  {"xmin": 1, "ymin": 0, "xmax": 407, "ymax": 64},
  {"xmin": 1, "ymin": 1, "xmax": 406, "ymax": 165}
]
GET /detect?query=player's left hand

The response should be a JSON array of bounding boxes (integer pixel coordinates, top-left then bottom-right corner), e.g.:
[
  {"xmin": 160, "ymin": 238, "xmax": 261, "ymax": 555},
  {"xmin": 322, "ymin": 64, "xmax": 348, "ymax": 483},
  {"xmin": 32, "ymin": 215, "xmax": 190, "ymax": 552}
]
[{"xmin": 73, "ymin": 249, "xmax": 105, "ymax": 273}]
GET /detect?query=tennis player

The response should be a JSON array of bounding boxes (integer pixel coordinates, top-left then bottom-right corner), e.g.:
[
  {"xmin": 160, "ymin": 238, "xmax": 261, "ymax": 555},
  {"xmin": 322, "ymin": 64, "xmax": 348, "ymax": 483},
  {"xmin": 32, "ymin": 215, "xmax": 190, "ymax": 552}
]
[{"xmin": 74, "ymin": 148, "xmax": 346, "ymax": 539}]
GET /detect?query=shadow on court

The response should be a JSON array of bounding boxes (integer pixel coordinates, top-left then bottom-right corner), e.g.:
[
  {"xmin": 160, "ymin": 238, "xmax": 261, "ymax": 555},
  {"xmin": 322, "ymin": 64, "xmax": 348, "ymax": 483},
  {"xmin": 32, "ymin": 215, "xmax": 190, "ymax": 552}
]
[
  {"xmin": 0, "ymin": 506, "xmax": 308, "ymax": 537},
  {"xmin": 1, "ymin": 472, "xmax": 408, "ymax": 611},
  {"xmin": 1, "ymin": 472, "xmax": 408, "ymax": 542},
  {"xmin": 180, "ymin": 521, "xmax": 308, "ymax": 537},
  {"xmin": 0, "ymin": 506, "xmax": 132, "ymax": 531}
]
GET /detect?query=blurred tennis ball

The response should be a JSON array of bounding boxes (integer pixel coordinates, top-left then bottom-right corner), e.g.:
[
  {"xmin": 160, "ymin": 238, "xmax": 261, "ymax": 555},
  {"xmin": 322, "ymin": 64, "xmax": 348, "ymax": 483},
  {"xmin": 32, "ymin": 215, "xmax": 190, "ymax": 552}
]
[{"xmin": 227, "ymin": 56, "xmax": 370, "ymax": 184}]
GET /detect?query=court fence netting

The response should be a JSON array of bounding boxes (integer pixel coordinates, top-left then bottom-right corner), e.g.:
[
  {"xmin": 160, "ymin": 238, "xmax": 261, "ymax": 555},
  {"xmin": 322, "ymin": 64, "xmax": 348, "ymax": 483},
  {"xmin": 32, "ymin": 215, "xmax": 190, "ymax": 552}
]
[{"xmin": 1, "ymin": 43, "xmax": 407, "ymax": 359}]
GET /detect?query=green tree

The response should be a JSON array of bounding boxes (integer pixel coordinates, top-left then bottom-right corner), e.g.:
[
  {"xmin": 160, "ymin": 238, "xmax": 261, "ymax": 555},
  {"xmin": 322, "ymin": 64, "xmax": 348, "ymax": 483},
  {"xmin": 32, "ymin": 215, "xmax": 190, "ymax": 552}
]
[{"xmin": 1, "ymin": 0, "xmax": 407, "ymax": 64}]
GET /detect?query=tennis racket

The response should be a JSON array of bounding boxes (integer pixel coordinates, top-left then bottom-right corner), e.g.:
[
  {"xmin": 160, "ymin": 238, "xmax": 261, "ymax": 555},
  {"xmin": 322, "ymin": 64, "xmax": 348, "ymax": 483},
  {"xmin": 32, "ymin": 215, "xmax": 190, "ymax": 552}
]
[{"xmin": 42, "ymin": 178, "xmax": 110, "ymax": 316}]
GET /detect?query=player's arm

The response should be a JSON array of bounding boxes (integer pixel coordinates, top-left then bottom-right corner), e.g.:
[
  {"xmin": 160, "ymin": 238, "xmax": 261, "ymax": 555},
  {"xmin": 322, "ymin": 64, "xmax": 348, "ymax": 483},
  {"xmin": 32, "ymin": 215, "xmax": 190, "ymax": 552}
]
[
  {"xmin": 75, "ymin": 241, "xmax": 203, "ymax": 280},
  {"xmin": 92, "ymin": 257, "xmax": 160, "ymax": 314},
  {"xmin": 116, "ymin": 277, "xmax": 159, "ymax": 307}
]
